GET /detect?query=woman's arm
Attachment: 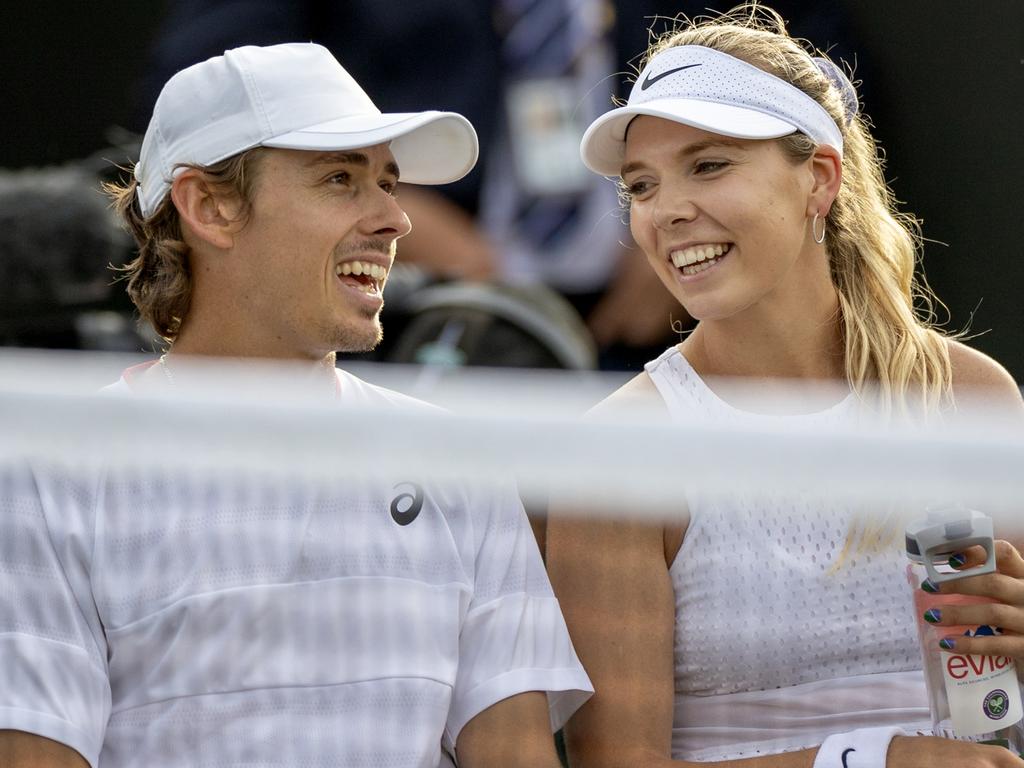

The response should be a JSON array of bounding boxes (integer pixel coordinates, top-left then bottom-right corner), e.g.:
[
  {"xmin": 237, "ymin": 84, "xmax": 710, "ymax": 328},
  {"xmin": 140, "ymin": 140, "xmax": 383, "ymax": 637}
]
[
  {"xmin": 0, "ymin": 731, "xmax": 90, "ymax": 768},
  {"xmin": 547, "ymin": 507, "xmax": 678, "ymax": 768}
]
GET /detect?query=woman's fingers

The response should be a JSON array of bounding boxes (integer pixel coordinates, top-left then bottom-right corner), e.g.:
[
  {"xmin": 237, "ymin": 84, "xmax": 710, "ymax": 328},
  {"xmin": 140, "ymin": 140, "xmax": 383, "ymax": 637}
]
[
  {"xmin": 925, "ymin": 599, "xmax": 1024, "ymax": 634},
  {"xmin": 935, "ymin": 630, "xmax": 1024, "ymax": 660},
  {"xmin": 950, "ymin": 540, "xmax": 1024, "ymax": 577},
  {"xmin": 934, "ymin": 571, "xmax": 1024, "ymax": 605}
]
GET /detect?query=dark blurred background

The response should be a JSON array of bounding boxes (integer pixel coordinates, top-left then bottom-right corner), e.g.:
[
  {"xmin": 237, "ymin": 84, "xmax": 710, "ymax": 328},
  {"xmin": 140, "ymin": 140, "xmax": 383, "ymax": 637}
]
[{"xmin": 1, "ymin": 1, "xmax": 1021, "ymax": 379}]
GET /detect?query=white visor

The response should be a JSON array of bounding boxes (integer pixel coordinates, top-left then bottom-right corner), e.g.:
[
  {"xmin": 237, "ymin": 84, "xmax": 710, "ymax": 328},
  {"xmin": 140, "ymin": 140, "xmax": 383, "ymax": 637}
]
[{"xmin": 581, "ymin": 45, "xmax": 843, "ymax": 177}]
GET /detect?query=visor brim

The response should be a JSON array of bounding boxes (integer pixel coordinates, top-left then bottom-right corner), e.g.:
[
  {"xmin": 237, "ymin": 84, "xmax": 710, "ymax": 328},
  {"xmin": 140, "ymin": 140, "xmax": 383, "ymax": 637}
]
[{"xmin": 580, "ymin": 99, "xmax": 798, "ymax": 177}]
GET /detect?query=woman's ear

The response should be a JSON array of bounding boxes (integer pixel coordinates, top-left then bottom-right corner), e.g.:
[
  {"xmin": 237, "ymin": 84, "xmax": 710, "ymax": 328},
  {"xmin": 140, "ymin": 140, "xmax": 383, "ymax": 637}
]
[
  {"xmin": 170, "ymin": 169, "xmax": 246, "ymax": 250},
  {"xmin": 806, "ymin": 144, "xmax": 843, "ymax": 218}
]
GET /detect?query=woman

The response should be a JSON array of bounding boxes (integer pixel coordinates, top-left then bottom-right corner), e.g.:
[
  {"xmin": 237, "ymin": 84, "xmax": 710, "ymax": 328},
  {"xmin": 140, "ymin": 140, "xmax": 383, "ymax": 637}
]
[{"xmin": 546, "ymin": 5, "xmax": 1024, "ymax": 767}]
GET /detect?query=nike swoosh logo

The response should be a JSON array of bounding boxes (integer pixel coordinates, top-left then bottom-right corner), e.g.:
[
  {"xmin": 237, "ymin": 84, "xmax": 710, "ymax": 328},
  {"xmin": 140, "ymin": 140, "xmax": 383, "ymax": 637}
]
[
  {"xmin": 640, "ymin": 63, "xmax": 702, "ymax": 90},
  {"xmin": 841, "ymin": 747, "xmax": 856, "ymax": 768}
]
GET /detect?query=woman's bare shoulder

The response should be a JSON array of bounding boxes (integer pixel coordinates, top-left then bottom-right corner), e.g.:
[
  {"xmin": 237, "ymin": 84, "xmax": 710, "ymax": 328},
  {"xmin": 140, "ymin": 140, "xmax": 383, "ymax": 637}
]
[
  {"xmin": 589, "ymin": 371, "xmax": 667, "ymax": 417},
  {"xmin": 947, "ymin": 339, "xmax": 1023, "ymax": 408}
]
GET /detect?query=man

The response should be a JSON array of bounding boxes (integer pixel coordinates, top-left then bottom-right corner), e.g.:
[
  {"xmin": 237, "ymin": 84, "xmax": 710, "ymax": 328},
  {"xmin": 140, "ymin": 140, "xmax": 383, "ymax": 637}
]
[{"xmin": 0, "ymin": 43, "xmax": 590, "ymax": 767}]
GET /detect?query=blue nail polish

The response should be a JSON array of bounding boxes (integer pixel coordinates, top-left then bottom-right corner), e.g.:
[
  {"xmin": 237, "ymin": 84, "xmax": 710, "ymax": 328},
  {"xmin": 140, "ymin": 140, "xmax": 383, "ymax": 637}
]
[
  {"xmin": 924, "ymin": 609, "xmax": 942, "ymax": 624},
  {"xmin": 921, "ymin": 578, "xmax": 939, "ymax": 594},
  {"xmin": 948, "ymin": 553, "xmax": 966, "ymax": 568},
  {"xmin": 939, "ymin": 637, "xmax": 956, "ymax": 650}
]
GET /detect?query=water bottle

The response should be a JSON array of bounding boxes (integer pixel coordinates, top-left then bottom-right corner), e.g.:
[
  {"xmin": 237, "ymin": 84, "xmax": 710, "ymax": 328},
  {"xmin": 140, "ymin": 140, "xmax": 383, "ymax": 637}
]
[{"xmin": 905, "ymin": 505, "xmax": 1024, "ymax": 754}]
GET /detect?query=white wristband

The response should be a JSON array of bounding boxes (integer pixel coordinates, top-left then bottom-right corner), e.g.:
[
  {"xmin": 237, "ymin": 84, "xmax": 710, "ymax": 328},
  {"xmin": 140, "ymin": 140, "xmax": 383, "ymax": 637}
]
[{"xmin": 812, "ymin": 727, "xmax": 905, "ymax": 768}]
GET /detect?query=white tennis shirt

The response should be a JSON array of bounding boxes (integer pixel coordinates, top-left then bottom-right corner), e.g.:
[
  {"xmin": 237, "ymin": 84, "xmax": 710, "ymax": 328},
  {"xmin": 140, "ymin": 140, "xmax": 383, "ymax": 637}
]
[{"xmin": 0, "ymin": 365, "xmax": 591, "ymax": 767}]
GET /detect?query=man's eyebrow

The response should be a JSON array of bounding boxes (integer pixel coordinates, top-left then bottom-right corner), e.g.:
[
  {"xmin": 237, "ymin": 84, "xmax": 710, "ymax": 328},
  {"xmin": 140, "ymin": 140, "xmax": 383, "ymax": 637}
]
[
  {"xmin": 304, "ymin": 151, "xmax": 401, "ymax": 179},
  {"xmin": 305, "ymin": 151, "xmax": 368, "ymax": 167},
  {"xmin": 619, "ymin": 138, "xmax": 747, "ymax": 177}
]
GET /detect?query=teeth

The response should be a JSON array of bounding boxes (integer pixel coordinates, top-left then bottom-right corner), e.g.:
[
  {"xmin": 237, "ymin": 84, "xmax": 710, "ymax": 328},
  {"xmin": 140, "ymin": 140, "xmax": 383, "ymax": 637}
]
[
  {"xmin": 682, "ymin": 256, "xmax": 720, "ymax": 276},
  {"xmin": 335, "ymin": 261, "xmax": 387, "ymax": 280},
  {"xmin": 670, "ymin": 243, "xmax": 728, "ymax": 268},
  {"xmin": 335, "ymin": 260, "xmax": 386, "ymax": 294}
]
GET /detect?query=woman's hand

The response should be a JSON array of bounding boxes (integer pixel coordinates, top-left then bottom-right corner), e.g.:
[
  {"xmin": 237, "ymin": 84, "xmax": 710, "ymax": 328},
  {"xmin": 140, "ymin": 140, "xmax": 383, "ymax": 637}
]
[
  {"xmin": 887, "ymin": 734, "xmax": 1024, "ymax": 767},
  {"xmin": 921, "ymin": 540, "xmax": 1024, "ymax": 659}
]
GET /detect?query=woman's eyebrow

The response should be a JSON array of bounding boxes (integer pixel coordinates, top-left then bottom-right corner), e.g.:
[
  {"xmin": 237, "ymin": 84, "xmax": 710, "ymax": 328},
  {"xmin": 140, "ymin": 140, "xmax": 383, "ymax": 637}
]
[{"xmin": 620, "ymin": 138, "xmax": 746, "ymax": 176}]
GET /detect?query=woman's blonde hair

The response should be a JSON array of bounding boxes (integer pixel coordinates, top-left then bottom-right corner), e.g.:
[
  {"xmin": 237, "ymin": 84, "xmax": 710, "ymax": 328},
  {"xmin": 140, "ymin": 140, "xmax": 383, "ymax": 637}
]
[
  {"xmin": 104, "ymin": 149, "xmax": 264, "ymax": 342},
  {"xmin": 645, "ymin": 3, "xmax": 954, "ymax": 417}
]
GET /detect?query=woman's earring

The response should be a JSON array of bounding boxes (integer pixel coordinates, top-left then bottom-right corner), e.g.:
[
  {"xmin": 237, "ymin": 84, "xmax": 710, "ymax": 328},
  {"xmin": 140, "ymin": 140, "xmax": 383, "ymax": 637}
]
[
  {"xmin": 812, "ymin": 212, "xmax": 827, "ymax": 244},
  {"xmin": 670, "ymin": 313, "xmax": 690, "ymax": 340}
]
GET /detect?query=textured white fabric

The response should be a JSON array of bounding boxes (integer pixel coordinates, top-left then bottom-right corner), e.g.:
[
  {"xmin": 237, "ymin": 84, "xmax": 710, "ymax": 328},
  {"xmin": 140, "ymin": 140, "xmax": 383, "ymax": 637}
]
[
  {"xmin": 0, "ymin": 367, "xmax": 591, "ymax": 768},
  {"xmin": 644, "ymin": 346, "xmax": 930, "ymax": 760},
  {"xmin": 673, "ymin": 673, "xmax": 925, "ymax": 761}
]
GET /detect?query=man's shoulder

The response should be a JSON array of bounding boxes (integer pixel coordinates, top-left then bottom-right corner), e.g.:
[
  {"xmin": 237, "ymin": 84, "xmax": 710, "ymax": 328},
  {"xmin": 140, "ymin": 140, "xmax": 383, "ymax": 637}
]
[
  {"xmin": 335, "ymin": 369, "xmax": 444, "ymax": 413},
  {"xmin": 99, "ymin": 377, "xmax": 132, "ymax": 395},
  {"xmin": 99, "ymin": 360, "xmax": 159, "ymax": 395}
]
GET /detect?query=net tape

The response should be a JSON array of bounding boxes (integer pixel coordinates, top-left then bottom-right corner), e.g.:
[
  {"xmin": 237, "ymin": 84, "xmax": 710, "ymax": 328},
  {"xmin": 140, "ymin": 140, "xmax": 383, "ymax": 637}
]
[{"xmin": 1, "ymin": 350, "xmax": 1021, "ymax": 520}]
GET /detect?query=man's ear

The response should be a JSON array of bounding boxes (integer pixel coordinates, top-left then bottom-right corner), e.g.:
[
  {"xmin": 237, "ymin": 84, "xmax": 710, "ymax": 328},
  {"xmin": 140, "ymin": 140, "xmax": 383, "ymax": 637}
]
[
  {"xmin": 806, "ymin": 144, "xmax": 843, "ymax": 218},
  {"xmin": 170, "ymin": 169, "xmax": 247, "ymax": 250}
]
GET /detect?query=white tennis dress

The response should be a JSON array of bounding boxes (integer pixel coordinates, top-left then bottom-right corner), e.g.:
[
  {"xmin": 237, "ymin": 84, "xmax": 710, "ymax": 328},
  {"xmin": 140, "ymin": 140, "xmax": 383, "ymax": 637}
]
[
  {"xmin": 0, "ymin": 364, "xmax": 591, "ymax": 768},
  {"xmin": 645, "ymin": 346, "xmax": 931, "ymax": 761}
]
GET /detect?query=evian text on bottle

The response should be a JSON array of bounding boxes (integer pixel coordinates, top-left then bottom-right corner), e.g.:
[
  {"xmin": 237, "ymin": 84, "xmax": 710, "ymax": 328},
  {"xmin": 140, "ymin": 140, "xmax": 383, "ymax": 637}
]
[{"xmin": 941, "ymin": 629, "xmax": 1023, "ymax": 737}]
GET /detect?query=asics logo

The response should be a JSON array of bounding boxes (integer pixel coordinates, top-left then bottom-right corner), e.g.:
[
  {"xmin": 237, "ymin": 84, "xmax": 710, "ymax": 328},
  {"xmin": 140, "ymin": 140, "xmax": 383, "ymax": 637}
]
[{"xmin": 390, "ymin": 481, "xmax": 424, "ymax": 526}]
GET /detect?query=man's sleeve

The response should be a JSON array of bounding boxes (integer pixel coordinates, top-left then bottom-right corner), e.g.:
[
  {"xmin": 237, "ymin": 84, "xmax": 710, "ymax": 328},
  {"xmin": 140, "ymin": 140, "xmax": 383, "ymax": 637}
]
[
  {"xmin": 444, "ymin": 481, "xmax": 592, "ymax": 749},
  {"xmin": 0, "ymin": 464, "xmax": 111, "ymax": 767}
]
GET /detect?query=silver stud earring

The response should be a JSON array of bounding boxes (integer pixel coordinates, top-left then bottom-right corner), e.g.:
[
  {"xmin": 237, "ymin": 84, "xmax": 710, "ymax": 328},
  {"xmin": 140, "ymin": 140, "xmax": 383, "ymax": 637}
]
[{"xmin": 812, "ymin": 212, "xmax": 827, "ymax": 244}]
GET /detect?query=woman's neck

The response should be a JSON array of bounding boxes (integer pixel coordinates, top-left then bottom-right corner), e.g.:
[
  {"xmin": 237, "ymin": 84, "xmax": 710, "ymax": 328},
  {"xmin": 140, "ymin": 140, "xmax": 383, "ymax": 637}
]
[{"xmin": 682, "ymin": 289, "xmax": 845, "ymax": 381}]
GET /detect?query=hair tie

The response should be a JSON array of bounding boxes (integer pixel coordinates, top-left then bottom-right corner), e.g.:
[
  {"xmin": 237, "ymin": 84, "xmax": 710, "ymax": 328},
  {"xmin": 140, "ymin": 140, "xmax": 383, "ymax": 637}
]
[{"xmin": 812, "ymin": 57, "xmax": 858, "ymax": 127}]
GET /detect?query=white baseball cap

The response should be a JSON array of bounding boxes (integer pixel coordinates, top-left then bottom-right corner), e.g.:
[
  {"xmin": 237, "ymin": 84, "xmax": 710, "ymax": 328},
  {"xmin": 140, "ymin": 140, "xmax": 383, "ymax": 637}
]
[
  {"xmin": 581, "ymin": 45, "xmax": 843, "ymax": 177},
  {"xmin": 135, "ymin": 43, "xmax": 479, "ymax": 217}
]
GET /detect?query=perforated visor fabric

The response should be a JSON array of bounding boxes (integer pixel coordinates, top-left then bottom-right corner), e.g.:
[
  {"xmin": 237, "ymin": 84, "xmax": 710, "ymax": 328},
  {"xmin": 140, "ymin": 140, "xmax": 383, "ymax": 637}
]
[{"xmin": 581, "ymin": 45, "xmax": 843, "ymax": 176}]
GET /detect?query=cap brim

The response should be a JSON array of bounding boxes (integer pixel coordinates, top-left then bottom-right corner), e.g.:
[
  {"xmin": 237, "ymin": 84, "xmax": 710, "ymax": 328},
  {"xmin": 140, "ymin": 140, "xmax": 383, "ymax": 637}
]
[
  {"xmin": 263, "ymin": 110, "xmax": 479, "ymax": 184},
  {"xmin": 580, "ymin": 99, "xmax": 798, "ymax": 176}
]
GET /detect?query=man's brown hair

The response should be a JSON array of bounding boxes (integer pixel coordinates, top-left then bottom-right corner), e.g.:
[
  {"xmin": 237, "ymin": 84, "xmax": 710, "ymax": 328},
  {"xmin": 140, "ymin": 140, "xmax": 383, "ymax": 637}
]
[{"xmin": 104, "ymin": 148, "xmax": 264, "ymax": 341}]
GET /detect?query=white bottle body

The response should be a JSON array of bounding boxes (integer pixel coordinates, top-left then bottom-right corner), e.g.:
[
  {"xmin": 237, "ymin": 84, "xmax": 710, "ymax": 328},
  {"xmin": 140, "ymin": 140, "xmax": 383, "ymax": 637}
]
[{"xmin": 908, "ymin": 561, "xmax": 1024, "ymax": 752}]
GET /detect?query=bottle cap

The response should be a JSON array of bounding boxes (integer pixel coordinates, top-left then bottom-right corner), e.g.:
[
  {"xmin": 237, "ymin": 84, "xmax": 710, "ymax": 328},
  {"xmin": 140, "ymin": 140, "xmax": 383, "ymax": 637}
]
[{"xmin": 905, "ymin": 505, "xmax": 995, "ymax": 584}]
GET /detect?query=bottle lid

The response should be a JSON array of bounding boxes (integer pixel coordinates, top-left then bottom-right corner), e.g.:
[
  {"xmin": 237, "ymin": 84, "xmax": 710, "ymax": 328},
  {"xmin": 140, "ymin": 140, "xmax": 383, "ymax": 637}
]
[{"xmin": 905, "ymin": 505, "xmax": 995, "ymax": 583}]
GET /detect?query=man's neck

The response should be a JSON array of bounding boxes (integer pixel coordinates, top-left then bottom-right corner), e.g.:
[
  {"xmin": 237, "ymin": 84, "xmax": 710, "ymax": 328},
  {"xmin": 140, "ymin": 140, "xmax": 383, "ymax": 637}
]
[
  {"xmin": 164, "ymin": 344, "xmax": 336, "ymax": 369},
  {"xmin": 147, "ymin": 347, "xmax": 339, "ymax": 400}
]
